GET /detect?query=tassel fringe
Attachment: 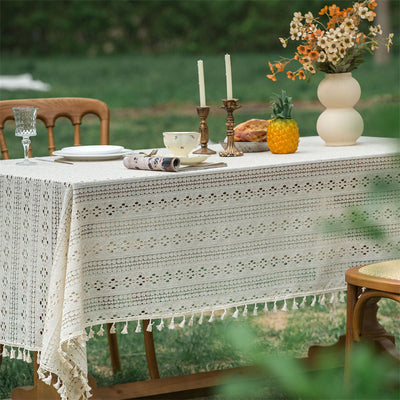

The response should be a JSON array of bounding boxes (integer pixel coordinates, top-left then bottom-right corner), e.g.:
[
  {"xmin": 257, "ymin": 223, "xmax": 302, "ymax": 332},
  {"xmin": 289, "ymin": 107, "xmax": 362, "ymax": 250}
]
[
  {"xmin": 147, "ymin": 320, "xmax": 154, "ymax": 332},
  {"xmin": 179, "ymin": 316, "xmax": 186, "ymax": 328},
  {"xmin": 121, "ymin": 322, "xmax": 129, "ymax": 334}
]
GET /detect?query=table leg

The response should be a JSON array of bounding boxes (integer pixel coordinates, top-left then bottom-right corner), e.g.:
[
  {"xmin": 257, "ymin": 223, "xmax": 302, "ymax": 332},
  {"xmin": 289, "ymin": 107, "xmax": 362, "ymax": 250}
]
[
  {"xmin": 106, "ymin": 323, "xmax": 122, "ymax": 373},
  {"xmin": 142, "ymin": 319, "xmax": 160, "ymax": 379}
]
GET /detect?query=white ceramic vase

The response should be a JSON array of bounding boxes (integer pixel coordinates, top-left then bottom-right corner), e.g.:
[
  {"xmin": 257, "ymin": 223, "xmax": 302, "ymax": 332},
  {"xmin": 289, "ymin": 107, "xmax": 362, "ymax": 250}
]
[{"xmin": 316, "ymin": 72, "xmax": 363, "ymax": 146}]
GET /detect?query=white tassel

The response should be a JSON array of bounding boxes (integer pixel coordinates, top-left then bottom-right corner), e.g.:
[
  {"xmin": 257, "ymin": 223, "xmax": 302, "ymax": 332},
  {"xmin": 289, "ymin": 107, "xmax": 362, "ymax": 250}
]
[
  {"xmin": 243, "ymin": 304, "xmax": 248, "ymax": 317},
  {"xmin": 135, "ymin": 320, "xmax": 142, "ymax": 333},
  {"xmin": 88, "ymin": 326, "xmax": 94, "ymax": 339},
  {"xmin": 73, "ymin": 366, "xmax": 79, "ymax": 377},
  {"xmin": 339, "ymin": 291, "xmax": 346, "ymax": 303},
  {"xmin": 168, "ymin": 317, "xmax": 175, "ymax": 330},
  {"xmin": 272, "ymin": 301, "xmax": 277, "ymax": 313},
  {"xmin": 97, "ymin": 325, "xmax": 104, "ymax": 336},
  {"xmin": 300, "ymin": 296, "xmax": 307, "ymax": 308},
  {"xmin": 37, "ymin": 352, "xmax": 41, "ymax": 364},
  {"xmin": 329, "ymin": 292, "xmax": 336, "ymax": 304},
  {"xmin": 78, "ymin": 335, "xmax": 86, "ymax": 345},
  {"xmin": 2, "ymin": 346, "xmax": 9, "ymax": 357},
  {"xmin": 311, "ymin": 295, "xmax": 317, "ymax": 307},
  {"xmin": 179, "ymin": 316, "xmax": 186, "ymax": 328},
  {"xmin": 319, "ymin": 294, "xmax": 326, "ymax": 306},
  {"xmin": 83, "ymin": 329, "xmax": 89, "ymax": 341},
  {"xmin": 38, "ymin": 368, "xmax": 46, "ymax": 380},
  {"xmin": 146, "ymin": 320, "xmax": 154, "ymax": 332},
  {"xmin": 220, "ymin": 309, "xmax": 227, "ymax": 320},
  {"xmin": 198, "ymin": 311, "xmax": 204, "ymax": 325},
  {"xmin": 43, "ymin": 372, "xmax": 53, "ymax": 385},
  {"xmin": 188, "ymin": 314, "xmax": 194, "ymax": 326},
  {"xmin": 109, "ymin": 322, "xmax": 116, "ymax": 334},
  {"xmin": 264, "ymin": 302, "xmax": 269, "ymax": 312},
  {"xmin": 157, "ymin": 319, "xmax": 164, "ymax": 331},
  {"xmin": 281, "ymin": 299, "xmax": 288, "ymax": 312},
  {"xmin": 26, "ymin": 351, "xmax": 32, "ymax": 363},
  {"xmin": 292, "ymin": 298, "xmax": 298, "ymax": 310},
  {"xmin": 59, "ymin": 385, "xmax": 67, "ymax": 397},
  {"xmin": 232, "ymin": 307, "xmax": 239, "ymax": 318},
  {"xmin": 84, "ymin": 381, "xmax": 91, "ymax": 392},
  {"xmin": 17, "ymin": 348, "xmax": 23, "ymax": 360},
  {"xmin": 10, "ymin": 348, "xmax": 15, "ymax": 359},
  {"xmin": 208, "ymin": 311, "xmax": 214, "ymax": 323},
  {"xmin": 253, "ymin": 304, "xmax": 258, "ymax": 316},
  {"xmin": 53, "ymin": 377, "xmax": 61, "ymax": 390},
  {"xmin": 121, "ymin": 321, "xmax": 128, "ymax": 334}
]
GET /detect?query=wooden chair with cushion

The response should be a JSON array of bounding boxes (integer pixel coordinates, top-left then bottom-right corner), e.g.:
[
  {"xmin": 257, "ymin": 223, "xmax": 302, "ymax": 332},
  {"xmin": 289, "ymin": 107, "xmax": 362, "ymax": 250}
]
[
  {"xmin": 0, "ymin": 97, "xmax": 121, "ymax": 373},
  {"xmin": 345, "ymin": 260, "xmax": 400, "ymax": 374}
]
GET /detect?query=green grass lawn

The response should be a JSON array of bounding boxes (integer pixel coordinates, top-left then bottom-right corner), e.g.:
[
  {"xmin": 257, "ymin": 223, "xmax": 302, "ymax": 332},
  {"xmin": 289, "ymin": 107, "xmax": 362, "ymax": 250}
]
[
  {"xmin": 0, "ymin": 53, "xmax": 399, "ymax": 399},
  {"xmin": 1, "ymin": 53, "xmax": 399, "ymax": 157}
]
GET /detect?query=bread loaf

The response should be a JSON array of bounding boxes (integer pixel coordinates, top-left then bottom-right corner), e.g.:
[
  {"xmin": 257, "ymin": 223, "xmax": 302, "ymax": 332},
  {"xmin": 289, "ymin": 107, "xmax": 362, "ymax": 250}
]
[{"xmin": 234, "ymin": 119, "xmax": 269, "ymax": 142}]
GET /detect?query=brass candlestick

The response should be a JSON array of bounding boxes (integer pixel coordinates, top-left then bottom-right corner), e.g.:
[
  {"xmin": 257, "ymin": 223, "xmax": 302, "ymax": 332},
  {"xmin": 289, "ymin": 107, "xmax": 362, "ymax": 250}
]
[
  {"xmin": 219, "ymin": 98, "xmax": 243, "ymax": 157},
  {"xmin": 193, "ymin": 106, "xmax": 216, "ymax": 155}
]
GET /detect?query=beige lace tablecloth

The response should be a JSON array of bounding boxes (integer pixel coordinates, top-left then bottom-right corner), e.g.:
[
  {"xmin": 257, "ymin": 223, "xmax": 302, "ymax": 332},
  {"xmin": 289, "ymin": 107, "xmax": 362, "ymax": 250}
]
[{"xmin": 1, "ymin": 136, "xmax": 399, "ymax": 399}]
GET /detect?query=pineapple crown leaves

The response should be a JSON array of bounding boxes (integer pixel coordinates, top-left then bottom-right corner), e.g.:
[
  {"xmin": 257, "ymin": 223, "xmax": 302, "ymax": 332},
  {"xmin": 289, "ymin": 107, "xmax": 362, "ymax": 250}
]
[{"xmin": 270, "ymin": 90, "xmax": 293, "ymax": 119}]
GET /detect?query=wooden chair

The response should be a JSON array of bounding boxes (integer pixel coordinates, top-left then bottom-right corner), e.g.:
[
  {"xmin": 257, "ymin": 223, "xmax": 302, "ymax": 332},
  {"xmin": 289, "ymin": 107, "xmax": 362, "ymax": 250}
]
[
  {"xmin": 345, "ymin": 260, "xmax": 400, "ymax": 376},
  {"xmin": 0, "ymin": 97, "xmax": 109, "ymax": 159},
  {"xmin": 0, "ymin": 97, "xmax": 121, "ymax": 373}
]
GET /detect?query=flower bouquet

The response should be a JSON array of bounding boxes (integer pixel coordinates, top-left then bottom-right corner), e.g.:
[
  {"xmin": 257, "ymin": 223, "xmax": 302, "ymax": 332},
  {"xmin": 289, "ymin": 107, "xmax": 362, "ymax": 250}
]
[{"xmin": 267, "ymin": 0, "xmax": 393, "ymax": 81}]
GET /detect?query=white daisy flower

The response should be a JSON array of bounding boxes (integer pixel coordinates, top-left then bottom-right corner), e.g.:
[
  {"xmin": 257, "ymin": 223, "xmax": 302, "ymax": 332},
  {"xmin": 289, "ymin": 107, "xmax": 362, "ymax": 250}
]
[
  {"xmin": 305, "ymin": 12, "xmax": 314, "ymax": 24},
  {"xmin": 318, "ymin": 51, "xmax": 327, "ymax": 62}
]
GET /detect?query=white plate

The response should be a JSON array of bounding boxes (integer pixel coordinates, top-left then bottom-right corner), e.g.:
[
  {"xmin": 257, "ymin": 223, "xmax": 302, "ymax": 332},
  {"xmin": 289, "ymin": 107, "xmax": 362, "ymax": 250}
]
[
  {"xmin": 53, "ymin": 149, "xmax": 131, "ymax": 161},
  {"xmin": 178, "ymin": 154, "xmax": 210, "ymax": 165},
  {"xmin": 59, "ymin": 145, "xmax": 124, "ymax": 156}
]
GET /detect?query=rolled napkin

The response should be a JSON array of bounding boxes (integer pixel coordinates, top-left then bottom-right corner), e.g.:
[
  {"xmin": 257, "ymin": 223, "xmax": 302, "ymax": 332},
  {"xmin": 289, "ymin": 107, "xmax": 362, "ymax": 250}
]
[{"xmin": 123, "ymin": 154, "xmax": 180, "ymax": 172}]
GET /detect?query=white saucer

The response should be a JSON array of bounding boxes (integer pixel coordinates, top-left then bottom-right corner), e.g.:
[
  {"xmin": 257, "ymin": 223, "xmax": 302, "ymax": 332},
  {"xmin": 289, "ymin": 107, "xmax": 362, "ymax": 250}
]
[{"xmin": 178, "ymin": 154, "xmax": 210, "ymax": 165}]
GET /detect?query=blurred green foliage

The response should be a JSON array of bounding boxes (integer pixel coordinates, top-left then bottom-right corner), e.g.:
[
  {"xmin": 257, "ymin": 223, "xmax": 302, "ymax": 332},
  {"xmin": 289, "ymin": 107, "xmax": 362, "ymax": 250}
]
[
  {"xmin": 1, "ymin": 0, "xmax": 399, "ymax": 56},
  {"xmin": 217, "ymin": 323, "xmax": 400, "ymax": 400}
]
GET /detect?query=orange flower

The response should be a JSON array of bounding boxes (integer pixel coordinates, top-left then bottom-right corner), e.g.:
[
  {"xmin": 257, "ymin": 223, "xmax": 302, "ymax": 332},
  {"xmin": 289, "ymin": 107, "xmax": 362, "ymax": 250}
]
[
  {"xmin": 267, "ymin": 74, "xmax": 277, "ymax": 82},
  {"xmin": 329, "ymin": 4, "xmax": 340, "ymax": 17},
  {"xmin": 367, "ymin": 11, "xmax": 376, "ymax": 21},
  {"xmin": 368, "ymin": 0, "xmax": 377, "ymax": 10},
  {"xmin": 309, "ymin": 50, "xmax": 319, "ymax": 60},
  {"xmin": 297, "ymin": 70, "xmax": 306, "ymax": 80},
  {"xmin": 275, "ymin": 62, "xmax": 286, "ymax": 72},
  {"xmin": 268, "ymin": 61, "xmax": 275, "ymax": 74},
  {"xmin": 297, "ymin": 45, "xmax": 306, "ymax": 54},
  {"xmin": 286, "ymin": 71, "xmax": 296, "ymax": 81},
  {"xmin": 319, "ymin": 5, "xmax": 328, "ymax": 15}
]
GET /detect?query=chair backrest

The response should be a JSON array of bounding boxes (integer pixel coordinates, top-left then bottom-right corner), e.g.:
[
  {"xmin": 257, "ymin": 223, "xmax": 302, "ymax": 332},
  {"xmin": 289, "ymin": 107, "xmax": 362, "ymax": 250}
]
[{"xmin": 0, "ymin": 97, "xmax": 110, "ymax": 159}]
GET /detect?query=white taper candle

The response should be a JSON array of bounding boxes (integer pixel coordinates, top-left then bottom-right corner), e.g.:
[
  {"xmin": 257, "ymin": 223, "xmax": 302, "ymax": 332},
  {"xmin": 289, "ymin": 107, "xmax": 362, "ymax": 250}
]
[
  {"xmin": 225, "ymin": 54, "xmax": 233, "ymax": 100},
  {"xmin": 197, "ymin": 60, "xmax": 206, "ymax": 107}
]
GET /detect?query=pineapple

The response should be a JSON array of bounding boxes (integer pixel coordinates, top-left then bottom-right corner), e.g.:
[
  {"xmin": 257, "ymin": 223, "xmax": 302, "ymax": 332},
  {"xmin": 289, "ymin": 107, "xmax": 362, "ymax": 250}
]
[{"xmin": 267, "ymin": 90, "xmax": 299, "ymax": 154}]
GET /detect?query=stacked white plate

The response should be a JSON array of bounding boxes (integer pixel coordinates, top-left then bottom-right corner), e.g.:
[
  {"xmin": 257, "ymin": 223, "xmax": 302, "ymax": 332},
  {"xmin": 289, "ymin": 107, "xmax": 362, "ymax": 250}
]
[{"xmin": 53, "ymin": 145, "xmax": 132, "ymax": 161}]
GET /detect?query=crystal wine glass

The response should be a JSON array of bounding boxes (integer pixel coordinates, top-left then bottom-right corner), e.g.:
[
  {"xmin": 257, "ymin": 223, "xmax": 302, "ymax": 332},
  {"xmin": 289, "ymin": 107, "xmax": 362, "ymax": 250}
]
[{"xmin": 13, "ymin": 106, "xmax": 38, "ymax": 165}]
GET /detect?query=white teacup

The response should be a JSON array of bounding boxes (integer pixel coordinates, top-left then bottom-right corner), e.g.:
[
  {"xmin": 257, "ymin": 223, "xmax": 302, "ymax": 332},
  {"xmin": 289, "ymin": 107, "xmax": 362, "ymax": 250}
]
[{"xmin": 163, "ymin": 131, "xmax": 200, "ymax": 157}]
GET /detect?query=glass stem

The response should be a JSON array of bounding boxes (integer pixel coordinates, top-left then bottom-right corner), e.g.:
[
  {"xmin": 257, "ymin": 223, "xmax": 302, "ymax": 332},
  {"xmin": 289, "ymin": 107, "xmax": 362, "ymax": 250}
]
[{"xmin": 22, "ymin": 137, "xmax": 31, "ymax": 161}]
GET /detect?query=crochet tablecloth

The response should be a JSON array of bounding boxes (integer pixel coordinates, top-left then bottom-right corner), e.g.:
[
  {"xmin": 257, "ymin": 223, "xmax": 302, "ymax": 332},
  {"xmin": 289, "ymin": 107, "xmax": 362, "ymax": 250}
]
[{"xmin": 0, "ymin": 136, "xmax": 399, "ymax": 399}]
